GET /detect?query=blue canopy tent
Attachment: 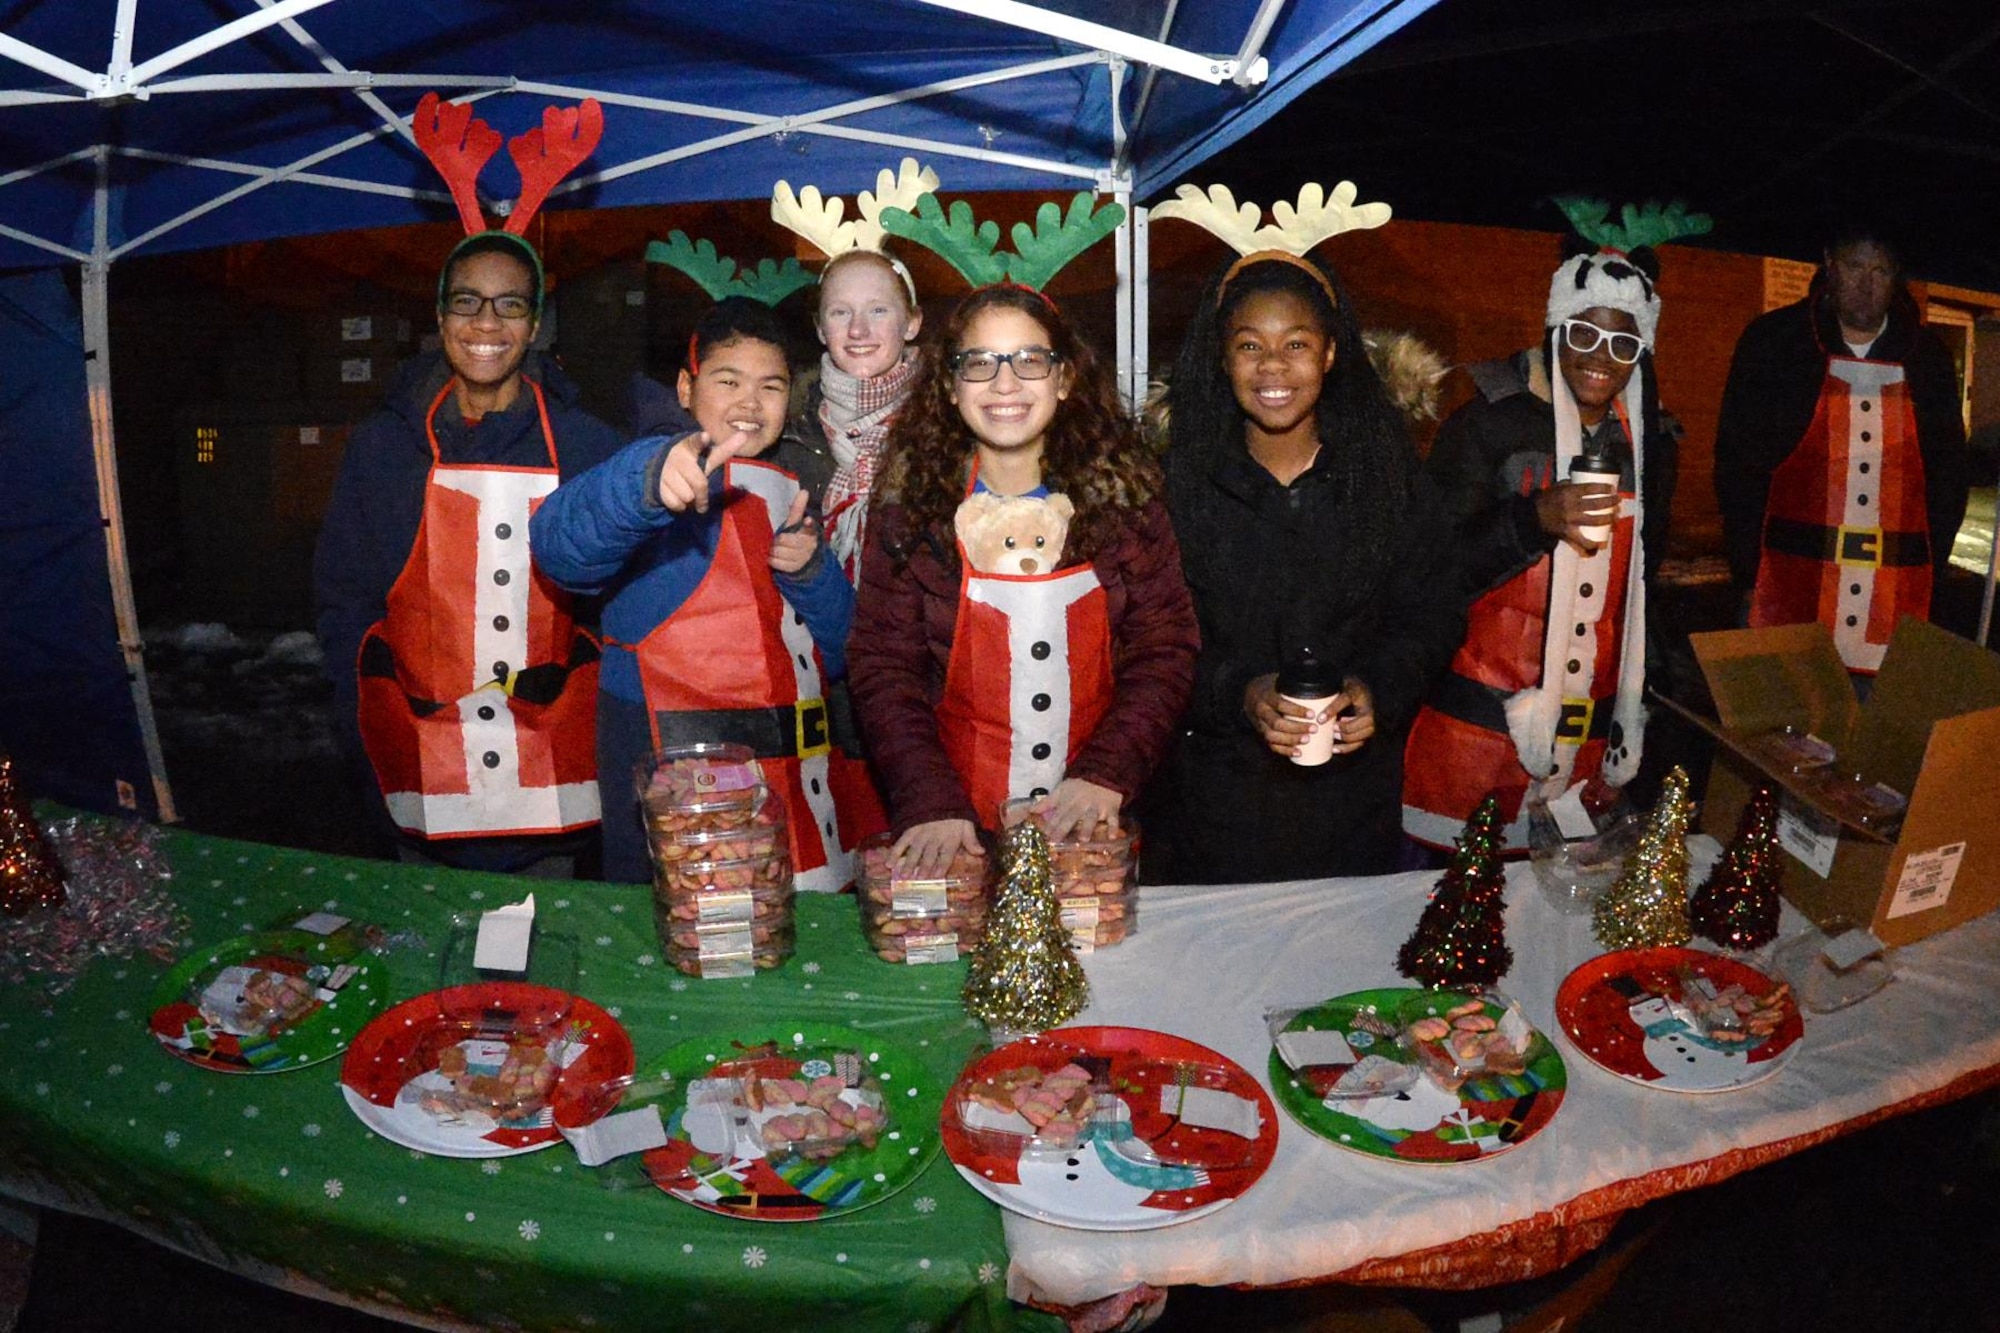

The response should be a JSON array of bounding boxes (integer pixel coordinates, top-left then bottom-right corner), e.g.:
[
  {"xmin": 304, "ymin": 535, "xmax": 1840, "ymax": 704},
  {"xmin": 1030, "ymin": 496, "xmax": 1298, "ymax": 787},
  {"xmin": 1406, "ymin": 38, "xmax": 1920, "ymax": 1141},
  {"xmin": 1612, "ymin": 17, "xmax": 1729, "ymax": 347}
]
[{"xmin": 0, "ymin": 0, "xmax": 1436, "ymax": 820}]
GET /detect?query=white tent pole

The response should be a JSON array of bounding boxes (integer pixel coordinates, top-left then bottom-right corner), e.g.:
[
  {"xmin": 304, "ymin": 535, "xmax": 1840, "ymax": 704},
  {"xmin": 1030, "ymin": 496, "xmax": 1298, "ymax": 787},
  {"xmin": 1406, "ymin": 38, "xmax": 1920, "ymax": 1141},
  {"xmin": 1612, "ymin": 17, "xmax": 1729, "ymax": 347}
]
[
  {"xmin": 122, "ymin": 0, "xmax": 342, "ymax": 89},
  {"xmin": 0, "ymin": 91, "xmax": 88, "ymax": 107},
  {"xmin": 0, "ymin": 34, "xmax": 99, "ymax": 91},
  {"xmin": 81, "ymin": 148, "xmax": 176, "ymax": 821},
  {"xmin": 108, "ymin": 0, "xmax": 141, "ymax": 84},
  {"xmin": 146, "ymin": 72, "xmax": 513, "ymax": 93},
  {"xmin": 1230, "ymin": 0, "xmax": 1292, "ymax": 88},
  {"xmin": 0, "ymin": 147, "xmax": 102, "ymax": 188},
  {"xmin": 1134, "ymin": 204, "xmax": 1151, "ymax": 421},
  {"xmin": 0, "ymin": 223, "xmax": 88, "ymax": 263},
  {"xmin": 252, "ymin": 0, "xmax": 428, "ymax": 145},
  {"xmin": 1108, "ymin": 59, "xmax": 1136, "ymax": 411},
  {"xmin": 791, "ymin": 122, "xmax": 1101, "ymax": 182},
  {"xmin": 111, "ymin": 115, "xmax": 412, "ymax": 259},
  {"xmin": 116, "ymin": 146, "xmax": 453, "ymax": 203},
  {"xmin": 901, "ymin": 0, "xmax": 1265, "ymax": 85}
]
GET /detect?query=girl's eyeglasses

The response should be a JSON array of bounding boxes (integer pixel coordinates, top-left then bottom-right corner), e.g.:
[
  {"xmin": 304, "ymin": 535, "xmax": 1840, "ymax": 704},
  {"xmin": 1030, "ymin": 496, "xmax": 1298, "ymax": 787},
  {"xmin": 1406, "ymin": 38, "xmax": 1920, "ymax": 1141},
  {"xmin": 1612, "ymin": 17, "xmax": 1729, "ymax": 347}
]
[
  {"xmin": 951, "ymin": 347, "xmax": 1061, "ymax": 382},
  {"xmin": 1560, "ymin": 319, "xmax": 1647, "ymax": 366},
  {"xmin": 443, "ymin": 291, "xmax": 536, "ymax": 321}
]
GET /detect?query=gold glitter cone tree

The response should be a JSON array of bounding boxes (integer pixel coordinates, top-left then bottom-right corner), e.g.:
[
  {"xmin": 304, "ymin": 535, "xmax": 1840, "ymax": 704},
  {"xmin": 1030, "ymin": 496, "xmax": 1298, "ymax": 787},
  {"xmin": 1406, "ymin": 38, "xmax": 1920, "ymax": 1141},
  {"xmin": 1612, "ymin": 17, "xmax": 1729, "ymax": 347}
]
[
  {"xmin": 0, "ymin": 755, "xmax": 66, "ymax": 916},
  {"xmin": 1398, "ymin": 793, "xmax": 1512, "ymax": 989},
  {"xmin": 1690, "ymin": 784, "xmax": 1784, "ymax": 951},
  {"xmin": 1592, "ymin": 766, "xmax": 1694, "ymax": 950},
  {"xmin": 963, "ymin": 821, "xmax": 1088, "ymax": 1034}
]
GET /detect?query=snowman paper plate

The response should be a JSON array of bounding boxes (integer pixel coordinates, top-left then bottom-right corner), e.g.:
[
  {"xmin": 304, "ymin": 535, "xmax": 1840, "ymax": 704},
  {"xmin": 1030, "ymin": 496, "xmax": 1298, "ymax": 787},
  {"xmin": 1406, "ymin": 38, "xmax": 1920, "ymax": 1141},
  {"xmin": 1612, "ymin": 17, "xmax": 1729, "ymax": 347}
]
[
  {"xmin": 1270, "ymin": 988, "xmax": 1566, "ymax": 1164},
  {"xmin": 941, "ymin": 1026, "xmax": 1278, "ymax": 1232},
  {"xmin": 339, "ymin": 983, "xmax": 633, "ymax": 1158},
  {"xmin": 148, "ymin": 929, "xmax": 383, "ymax": 1074},
  {"xmin": 642, "ymin": 1024, "xmax": 942, "ymax": 1222},
  {"xmin": 1555, "ymin": 947, "xmax": 1802, "ymax": 1093}
]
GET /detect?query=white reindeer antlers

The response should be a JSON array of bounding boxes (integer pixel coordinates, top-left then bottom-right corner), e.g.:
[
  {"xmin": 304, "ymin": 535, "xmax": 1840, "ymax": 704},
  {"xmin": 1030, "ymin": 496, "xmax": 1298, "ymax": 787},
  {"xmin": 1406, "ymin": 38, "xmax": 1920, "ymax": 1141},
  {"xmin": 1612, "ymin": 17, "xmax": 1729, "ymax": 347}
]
[
  {"xmin": 1150, "ymin": 181, "xmax": 1391, "ymax": 256},
  {"xmin": 772, "ymin": 157, "xmax": 940, "ymax": 257}
]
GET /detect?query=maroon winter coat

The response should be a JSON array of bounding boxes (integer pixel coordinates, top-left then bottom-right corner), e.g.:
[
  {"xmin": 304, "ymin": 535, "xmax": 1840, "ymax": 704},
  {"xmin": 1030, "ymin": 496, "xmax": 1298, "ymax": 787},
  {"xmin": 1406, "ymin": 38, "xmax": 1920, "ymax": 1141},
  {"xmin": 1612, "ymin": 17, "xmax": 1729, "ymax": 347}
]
[{"xmin": 848, "ymin": 498, "xmax": 1199, "ymax": 834}]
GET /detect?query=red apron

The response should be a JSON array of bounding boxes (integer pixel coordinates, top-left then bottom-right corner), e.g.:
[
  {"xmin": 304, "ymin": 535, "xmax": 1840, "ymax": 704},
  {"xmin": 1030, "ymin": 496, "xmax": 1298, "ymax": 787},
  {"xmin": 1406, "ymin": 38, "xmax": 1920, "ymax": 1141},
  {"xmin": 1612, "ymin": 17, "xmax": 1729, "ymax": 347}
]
[
  {"xmin": 1404, "ymin": 458, "xmax": 1637, "ymax": 851},
  {"xmin": 936, "ymin": 516, "xmax": 1115, "ymax": 832},
  {"xmin": 356, "ymin": 378, "xmax": 601, "ymax": 839},
  {"xmin": 1749, "ymin": 355, "xmax": 1930, "ymax": 674},
  {"xmin": 628, "ymin": 459, "xmax": 877, "ymax": 892}
]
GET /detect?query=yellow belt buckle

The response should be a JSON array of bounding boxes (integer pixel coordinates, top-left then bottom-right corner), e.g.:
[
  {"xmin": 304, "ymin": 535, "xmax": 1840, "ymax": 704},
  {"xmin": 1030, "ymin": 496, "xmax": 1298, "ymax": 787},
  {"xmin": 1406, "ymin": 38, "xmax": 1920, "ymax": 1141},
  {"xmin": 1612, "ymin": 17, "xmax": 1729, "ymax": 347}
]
[
  {"xmin": 1836, "ymin": 525, "xmax": 1883, "ymax": 567},
  {"xmin": 795, "ymin": 697, "xmax": 831, "ymax": 759},
  {"xmin": 1556, "ymin": 697, "xmax": 1594, "ymax": 745}
]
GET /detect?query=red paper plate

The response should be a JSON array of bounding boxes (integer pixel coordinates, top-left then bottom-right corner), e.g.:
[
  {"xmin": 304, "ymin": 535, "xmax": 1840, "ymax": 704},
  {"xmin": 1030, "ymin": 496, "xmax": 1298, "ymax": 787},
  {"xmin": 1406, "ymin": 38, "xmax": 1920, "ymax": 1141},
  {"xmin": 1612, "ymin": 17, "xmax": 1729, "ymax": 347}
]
[
  {"xmin": 941, "ymin": 1026, "xmax": 1278, "ymax": 1231},
  {"xmin": 1555, "ymin": 947, "xmax": 1803, "ymax": 1093},
  {"xmin": 340, "ymin": 983, "xmax": 634, "ymax": 1157}
]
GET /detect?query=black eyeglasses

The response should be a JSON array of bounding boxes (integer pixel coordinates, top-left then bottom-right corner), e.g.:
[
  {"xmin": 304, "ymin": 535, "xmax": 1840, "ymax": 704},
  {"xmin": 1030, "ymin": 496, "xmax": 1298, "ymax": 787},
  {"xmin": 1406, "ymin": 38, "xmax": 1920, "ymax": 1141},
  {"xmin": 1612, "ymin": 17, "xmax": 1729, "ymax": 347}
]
[
  {"xmin": 951, "ymin": 346, "xmax": 1061, "ymax": 382},
  {"xmin": 443, "ymin": 291, "xmax": 536, "ymax": 321},
  {"xmin": 1560, "ymin": 319, "xmax": 1646, "ymax": 365}
]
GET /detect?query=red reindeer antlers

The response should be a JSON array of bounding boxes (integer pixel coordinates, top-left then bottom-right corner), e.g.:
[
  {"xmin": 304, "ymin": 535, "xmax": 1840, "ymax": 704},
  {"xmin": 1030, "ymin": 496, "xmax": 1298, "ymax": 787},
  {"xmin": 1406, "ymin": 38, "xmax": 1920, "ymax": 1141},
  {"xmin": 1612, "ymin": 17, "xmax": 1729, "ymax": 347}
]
[
  {"xmin": 412, "ymin": 92, "xmax": 501, "ymax": 234},
  {"xmin": 505, "ymin": 100, "xmax": 605, "ymax": 236},
  {"xmin": 411, "ymin": 92, "xmax": 602, "ymax": 236}
]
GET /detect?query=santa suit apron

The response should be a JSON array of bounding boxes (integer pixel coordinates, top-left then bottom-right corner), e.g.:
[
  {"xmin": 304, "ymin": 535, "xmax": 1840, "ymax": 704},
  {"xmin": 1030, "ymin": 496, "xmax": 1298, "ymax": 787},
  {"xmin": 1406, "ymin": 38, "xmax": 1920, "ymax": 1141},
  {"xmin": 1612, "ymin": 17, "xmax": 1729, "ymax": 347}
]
[
  {"xmin": 356, "ymin": 378, "xmax": 602, "ymax": 839},
  {"xmin": 627, "ymin": 459, "xmax": 877, "ymax": 892},
  {"xmin": 1748, "ymin": 350, "xmax": 1931, "ymax": 674},
  {"xmin": 1404, "ymin": 423, "xmax": 1639, "ymax": 851},
  {"xmin": 935, "ymin": 494, "xmax": 1115, "ymax": 831}
]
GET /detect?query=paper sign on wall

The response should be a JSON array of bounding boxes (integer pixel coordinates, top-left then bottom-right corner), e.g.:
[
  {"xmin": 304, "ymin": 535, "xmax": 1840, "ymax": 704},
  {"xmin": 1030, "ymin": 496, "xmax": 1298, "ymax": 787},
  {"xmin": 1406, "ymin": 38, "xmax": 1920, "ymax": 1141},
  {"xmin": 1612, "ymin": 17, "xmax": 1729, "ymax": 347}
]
[
  {"xmin": 1887, "ymin": 842, "xmax": 1966, "ymax": 920},
  {"xmin": 1776, "ymin": 794, "xmax": 1840, "ymax": 878}
]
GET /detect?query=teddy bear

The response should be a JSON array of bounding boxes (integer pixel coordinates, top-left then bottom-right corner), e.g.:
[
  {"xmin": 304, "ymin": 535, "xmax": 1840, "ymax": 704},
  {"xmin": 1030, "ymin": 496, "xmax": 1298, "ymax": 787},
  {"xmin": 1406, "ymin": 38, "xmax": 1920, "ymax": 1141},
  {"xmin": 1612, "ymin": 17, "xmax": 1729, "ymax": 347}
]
[{"xmin": 953, "ymin": 492, "xmax": 1072, "ymax": 576}]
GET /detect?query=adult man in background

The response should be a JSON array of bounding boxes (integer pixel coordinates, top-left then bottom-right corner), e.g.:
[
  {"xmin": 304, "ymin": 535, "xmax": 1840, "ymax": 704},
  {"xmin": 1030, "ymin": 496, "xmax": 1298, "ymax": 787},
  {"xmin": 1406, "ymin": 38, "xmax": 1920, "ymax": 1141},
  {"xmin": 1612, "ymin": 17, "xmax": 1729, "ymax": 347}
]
[{"xmin": 1713, "ymin": 224, "xmax": 1969, "ymax": 673}]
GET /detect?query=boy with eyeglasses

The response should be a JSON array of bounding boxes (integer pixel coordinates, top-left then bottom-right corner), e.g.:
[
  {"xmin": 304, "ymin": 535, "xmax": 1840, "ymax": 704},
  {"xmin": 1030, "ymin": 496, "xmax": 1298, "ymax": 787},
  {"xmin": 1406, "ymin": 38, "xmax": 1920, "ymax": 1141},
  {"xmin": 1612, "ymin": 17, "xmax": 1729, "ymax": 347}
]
[
  {"xmin": 1402, "ymin": 230, "xmax": 1678, "ymax": 855},
  {"xmin": 314, "ymin": 231, "xmax": 625, "ymax": 875}
]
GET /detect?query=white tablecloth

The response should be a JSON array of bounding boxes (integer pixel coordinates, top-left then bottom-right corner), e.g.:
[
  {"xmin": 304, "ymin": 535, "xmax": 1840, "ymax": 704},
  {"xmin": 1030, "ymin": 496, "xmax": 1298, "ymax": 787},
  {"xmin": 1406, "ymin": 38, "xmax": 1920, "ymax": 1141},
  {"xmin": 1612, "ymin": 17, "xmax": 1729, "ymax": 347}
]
[{"xmin": 1003, "ymin": 845, "xmax": 2000, "ymax": 1304}]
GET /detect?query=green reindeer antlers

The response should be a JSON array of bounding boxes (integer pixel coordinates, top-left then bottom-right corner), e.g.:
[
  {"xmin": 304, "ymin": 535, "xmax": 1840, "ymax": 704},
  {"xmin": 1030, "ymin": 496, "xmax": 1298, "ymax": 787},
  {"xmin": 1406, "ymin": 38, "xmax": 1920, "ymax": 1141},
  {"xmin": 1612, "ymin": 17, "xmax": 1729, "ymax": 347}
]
[
  {"xmin": 878, "ymin": 190, "xmax": 1126, "ymax": 291},
  {"xmin": 1554, "ymin": 197, "xmax": 1714, "ymax": 253},
  {"xmin": 876, "ymin": 194, "xmax": 1007, "ymax": 287},
  {"xmin": 644, "ymin": 230, "xmax": 818, "ymax": 306}
]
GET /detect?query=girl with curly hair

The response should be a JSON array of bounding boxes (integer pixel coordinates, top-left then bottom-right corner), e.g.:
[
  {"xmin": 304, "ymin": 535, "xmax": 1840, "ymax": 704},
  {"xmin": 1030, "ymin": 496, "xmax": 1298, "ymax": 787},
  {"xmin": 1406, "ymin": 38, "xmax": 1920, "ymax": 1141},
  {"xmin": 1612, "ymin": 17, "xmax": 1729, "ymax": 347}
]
[
  {"xmin": 847, "ymin": 285, "xmax": 1199, "ymax": 874},
  {"xmin": 1154, "ymin": 253, "xmax": 1464, "ymax": 882}
]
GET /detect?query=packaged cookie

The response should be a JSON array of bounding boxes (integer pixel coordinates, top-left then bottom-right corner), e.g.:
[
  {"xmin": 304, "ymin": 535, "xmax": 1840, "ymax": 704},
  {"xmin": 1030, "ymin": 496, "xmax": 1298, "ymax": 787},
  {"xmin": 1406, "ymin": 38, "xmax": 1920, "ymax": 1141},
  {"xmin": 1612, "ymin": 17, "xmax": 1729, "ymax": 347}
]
[
  {"xmin": 855, "ymin": 832, "xmax": 992, "ymax": 964},
  {"xmin": 999, "ymin": 801, "xmax": 1139, "ymax": 946},
  {"xmin": 860, "ymin": 901, "xmax": 987, "ymax": 964},
  {"xmin": 665, "ymin": 919, "xmax": 796, "ymax": 979}
]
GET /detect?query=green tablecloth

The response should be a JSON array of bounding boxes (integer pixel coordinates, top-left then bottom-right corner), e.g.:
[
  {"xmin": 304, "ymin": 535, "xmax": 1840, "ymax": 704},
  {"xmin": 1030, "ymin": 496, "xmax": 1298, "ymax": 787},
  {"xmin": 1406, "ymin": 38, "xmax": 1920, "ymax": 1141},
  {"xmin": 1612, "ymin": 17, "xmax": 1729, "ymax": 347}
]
[{"xmin": 0, "ymin": 821, "xmax": 1052, "ymax": 1333}]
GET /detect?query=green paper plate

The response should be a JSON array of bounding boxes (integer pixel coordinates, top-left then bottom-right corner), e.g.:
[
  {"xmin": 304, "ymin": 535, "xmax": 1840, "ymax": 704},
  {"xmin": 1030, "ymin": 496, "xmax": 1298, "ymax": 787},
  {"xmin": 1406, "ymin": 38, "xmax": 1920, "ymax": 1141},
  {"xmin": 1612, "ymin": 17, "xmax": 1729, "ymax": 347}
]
[
  {"xmin": 642, "ymin": 1023, "xmax": 942, "ymax": 1222},
  {"xmin": 148, "ymin": 928, "xmax": 384, "ymax": 1074},
  {"xmin": 1269, "ymin": 987, "xmax": 1566, "ymax": 1164}
]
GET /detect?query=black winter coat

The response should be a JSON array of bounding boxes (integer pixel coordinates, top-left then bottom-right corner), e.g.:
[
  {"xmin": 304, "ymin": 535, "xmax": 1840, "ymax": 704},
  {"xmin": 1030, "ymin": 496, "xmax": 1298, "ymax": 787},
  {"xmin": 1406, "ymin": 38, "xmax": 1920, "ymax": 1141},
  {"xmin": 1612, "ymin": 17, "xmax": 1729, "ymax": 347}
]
[{"xmin": 1153, "ymin": 443, "xmax": 1465, "ymax": 882}]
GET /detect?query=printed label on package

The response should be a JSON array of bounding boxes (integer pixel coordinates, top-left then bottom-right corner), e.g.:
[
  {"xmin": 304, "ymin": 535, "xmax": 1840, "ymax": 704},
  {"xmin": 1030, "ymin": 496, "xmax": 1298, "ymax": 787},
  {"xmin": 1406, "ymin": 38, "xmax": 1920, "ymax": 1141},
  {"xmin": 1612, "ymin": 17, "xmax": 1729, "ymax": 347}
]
[
  {"xmin": 891, "ymin": 879, "xmax": 949, "ymax": 917},
  {"xmin": 902, "ymin": 932, "xmax": 959, "ymax": 965},
  {"xmin": 696, "ymin": 890, "xmax": 755, "ymax": 926},
  {"xmin": 697, "ymin": 953, "xmax": 755, "ymax": 980},
  {"xmin": 695, "ymin": 922, "xmax": 753, "ymax": 961},
  {"xmin": 1060, "ymin": 897, "xmax": 1101, "ymax": 953},
  {"xmin": 1776, "ymin": 794, "xmax": 1840, "ymax": 879},
  {"xmin": 1887, "ymin": 842, "xmax": 1966, "ymax": 920}
]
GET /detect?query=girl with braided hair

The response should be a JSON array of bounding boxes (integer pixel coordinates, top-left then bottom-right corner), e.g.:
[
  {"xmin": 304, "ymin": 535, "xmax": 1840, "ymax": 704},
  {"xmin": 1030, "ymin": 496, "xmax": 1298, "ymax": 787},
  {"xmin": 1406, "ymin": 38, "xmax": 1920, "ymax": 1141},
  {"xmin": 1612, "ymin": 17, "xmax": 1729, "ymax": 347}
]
[{"xmin": 1154, "ymin": 252, "xmax": 1463, "ymax": 882}]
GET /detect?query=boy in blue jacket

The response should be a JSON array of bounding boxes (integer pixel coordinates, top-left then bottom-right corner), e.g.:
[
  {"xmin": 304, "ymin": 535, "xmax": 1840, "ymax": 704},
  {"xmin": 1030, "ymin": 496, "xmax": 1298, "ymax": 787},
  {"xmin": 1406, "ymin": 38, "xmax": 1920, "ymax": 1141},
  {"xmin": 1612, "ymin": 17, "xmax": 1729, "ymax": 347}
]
[{"xmin": 531, "ymin": 298, "xmax": 869, "ymax": 888}]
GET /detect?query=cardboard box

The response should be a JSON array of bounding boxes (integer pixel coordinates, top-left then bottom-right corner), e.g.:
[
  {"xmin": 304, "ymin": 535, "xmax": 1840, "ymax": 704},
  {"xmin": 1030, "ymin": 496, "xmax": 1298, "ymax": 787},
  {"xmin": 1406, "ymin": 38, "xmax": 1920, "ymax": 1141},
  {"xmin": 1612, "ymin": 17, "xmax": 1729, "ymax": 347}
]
[{"xmin": 1686, "ymin": 618, "xmax": 2000, "ymax": 947}]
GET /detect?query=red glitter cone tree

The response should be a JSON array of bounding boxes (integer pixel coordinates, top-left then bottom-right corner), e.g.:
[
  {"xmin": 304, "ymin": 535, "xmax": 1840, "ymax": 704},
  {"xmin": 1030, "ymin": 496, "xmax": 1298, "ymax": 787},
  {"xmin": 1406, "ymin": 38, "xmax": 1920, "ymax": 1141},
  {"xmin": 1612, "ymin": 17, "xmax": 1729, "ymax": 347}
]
[
  {"xmin": 0, "ymin": 755, "xmax": 66, "ymax": 916},
  {"xmin": 1398, "ymin": 793, "xmax": 1512, "ymax": 989},
  {"xmin": 1691, "ymin": 785, "xmax": 1783, "ymax": 951}
]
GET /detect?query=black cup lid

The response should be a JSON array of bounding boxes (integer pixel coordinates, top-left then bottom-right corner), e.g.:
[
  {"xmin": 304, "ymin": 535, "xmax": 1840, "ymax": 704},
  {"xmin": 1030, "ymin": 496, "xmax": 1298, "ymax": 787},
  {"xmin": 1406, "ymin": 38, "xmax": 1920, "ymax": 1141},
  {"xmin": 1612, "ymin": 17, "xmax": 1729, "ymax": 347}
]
[{"xmin": 1276, "ymin": 652, "xmax": 1341, "ymax": 697}]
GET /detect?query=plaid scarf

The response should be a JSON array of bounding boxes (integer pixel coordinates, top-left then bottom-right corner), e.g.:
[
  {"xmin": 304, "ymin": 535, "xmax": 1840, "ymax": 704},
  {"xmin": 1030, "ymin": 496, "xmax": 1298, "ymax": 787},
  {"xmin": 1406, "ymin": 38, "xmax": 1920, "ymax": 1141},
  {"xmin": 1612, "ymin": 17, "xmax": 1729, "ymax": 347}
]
[{"xmin": 818, "ymin": 349, "xmax": 919, "ymax": 577}]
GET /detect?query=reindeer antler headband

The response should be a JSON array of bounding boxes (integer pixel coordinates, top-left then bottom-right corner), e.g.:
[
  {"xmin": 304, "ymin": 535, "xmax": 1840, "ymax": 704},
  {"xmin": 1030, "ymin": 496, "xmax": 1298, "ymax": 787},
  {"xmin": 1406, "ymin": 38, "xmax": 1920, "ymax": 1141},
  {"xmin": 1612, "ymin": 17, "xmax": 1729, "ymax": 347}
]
[
  {"xmin": 769, "ymin": 158, "xmax": 937, "ymax": 303},
  {"xmin": 1546, "ymin": 196, "xmax": 1713, "ymax": 345},
  {"xmin": 413, "ymin": 92, "xmax": 605, "ymax": 313},
  {"xmin": 874, "ymin": 188, "xmax": 1127, "ymax": 297},
  {"xmin": 1149, "ymin": 181, "xmax": 1392, "ymax": 306}
]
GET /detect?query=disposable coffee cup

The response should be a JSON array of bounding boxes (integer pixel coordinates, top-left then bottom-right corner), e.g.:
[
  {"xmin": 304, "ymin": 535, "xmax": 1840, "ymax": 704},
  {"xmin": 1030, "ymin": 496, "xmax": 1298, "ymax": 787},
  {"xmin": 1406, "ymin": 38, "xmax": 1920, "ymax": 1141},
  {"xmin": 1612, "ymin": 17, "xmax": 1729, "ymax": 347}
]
[
  {"xmin": 1275, "ymin": 654, "xmax": 1343, "ymax": 767},
  {"xmin": 1569, "ymin": 456, "xmax": 1620, "ymax": 547}
]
